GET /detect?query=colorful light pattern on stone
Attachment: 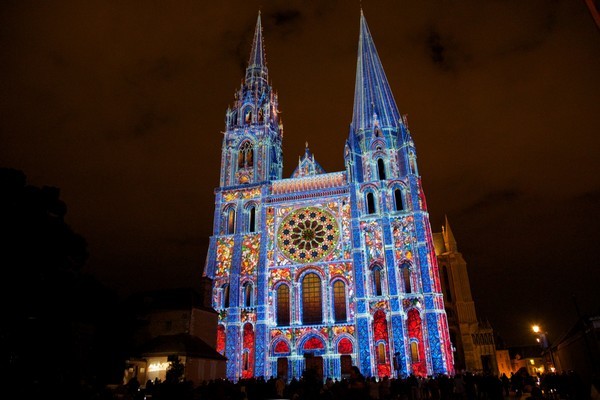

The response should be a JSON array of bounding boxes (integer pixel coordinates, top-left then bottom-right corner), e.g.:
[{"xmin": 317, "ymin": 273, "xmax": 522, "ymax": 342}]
[
  {"xmin": 204, "ymin": 11, "xmax": 454, "ymax": 382},
  {"xmin": 277, "ymin": 207, "xmax": 339, "ymax": 264}
]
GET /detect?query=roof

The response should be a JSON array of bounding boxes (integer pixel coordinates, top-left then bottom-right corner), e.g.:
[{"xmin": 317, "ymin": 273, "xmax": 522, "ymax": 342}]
[
  {"xmin": 138, "ymin": 333, "xmax": 227, "ymax": 361},
  {"xmin": 126, "ymin": 287, "xmax": 216, "ymax": 314}
]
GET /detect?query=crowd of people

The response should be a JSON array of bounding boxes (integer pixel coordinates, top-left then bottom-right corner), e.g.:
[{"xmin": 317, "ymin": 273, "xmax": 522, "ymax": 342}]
[{"xmin": 114, "ymin": 367, "xmax": 590, "ymax": 400}]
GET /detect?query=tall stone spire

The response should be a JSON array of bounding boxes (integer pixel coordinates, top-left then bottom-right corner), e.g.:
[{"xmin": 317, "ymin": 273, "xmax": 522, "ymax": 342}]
[
  {"xmin": 245, "ymin": 11, "xmax": 268, "ymax": 84},
  {"xmin": 351, "ymin": 10, "xmax": 401, "ymax": 133}
]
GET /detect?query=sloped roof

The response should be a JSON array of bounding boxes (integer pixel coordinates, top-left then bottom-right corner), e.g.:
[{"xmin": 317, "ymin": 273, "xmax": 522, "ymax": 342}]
[
  {"xmin": 138, "ymin": 333, "xmax": 227, "ymax": 361},
  {"xmin": 126, "ymin": 287, "xmax": 216, "ymax": 313}
]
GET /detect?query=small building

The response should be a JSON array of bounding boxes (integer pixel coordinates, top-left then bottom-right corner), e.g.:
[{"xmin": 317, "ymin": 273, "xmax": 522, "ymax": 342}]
[{"xmin": 124, "ymin": 282, "xmax": 226, "ymax": 386}]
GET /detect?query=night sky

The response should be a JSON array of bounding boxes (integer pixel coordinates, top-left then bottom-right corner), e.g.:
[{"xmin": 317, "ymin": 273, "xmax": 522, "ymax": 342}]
[{"xmin": 1, "ymin": 1, "xmax": 599, "ymax": 347}]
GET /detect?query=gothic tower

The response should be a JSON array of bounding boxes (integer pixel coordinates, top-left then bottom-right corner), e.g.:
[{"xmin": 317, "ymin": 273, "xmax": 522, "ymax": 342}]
[
  {"xmin": 204, "ymin": 10, "xmax": 454, "ymax": 381},
  {"xmin": 219, "ymin": 12, "xmax": 283, "ymax": 187},
  {"xmin": 434, "ymin": 217, "xmax": 498, "ymax": 374},
  {"xmin": 345, "ymin": 11, "xmax": 452, "ymax": 377}
]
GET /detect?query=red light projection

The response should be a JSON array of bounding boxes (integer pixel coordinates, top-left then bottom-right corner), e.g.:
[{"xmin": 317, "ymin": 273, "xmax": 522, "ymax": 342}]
[
  {"xmin": 242, "ymin": 323, "xmax": 255, "ymax": 378},
  {"xmin": 337, "ymin": 337, "xmax": 353, "ymax": 354},
  {"xmin": 274, "ymin": 340, "xmax": 290, "ymax": 354},
  {"xmin": 407, "ymin": 309, "xmax": 427, "ymax": 376},
  {"xmin": 303, "ymin": 336, "xmax": 324, "ymax": 350},
  {"xmin": 216, "ymin": 325, "xmax": 226, "ymax": 355},
  {"xmin": 373, "ymin": 309, "xmax": 391, "ymax": 377}
]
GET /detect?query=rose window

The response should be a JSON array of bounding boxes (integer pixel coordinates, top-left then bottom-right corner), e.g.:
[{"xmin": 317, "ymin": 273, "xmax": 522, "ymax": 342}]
[{"xmin": 277, "ymin": 207, "xmax": 340, "ymax": 263}]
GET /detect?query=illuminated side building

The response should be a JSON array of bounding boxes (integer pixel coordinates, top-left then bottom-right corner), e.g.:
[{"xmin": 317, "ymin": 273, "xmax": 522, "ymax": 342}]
[{"xmin": 203, "ymin": 11, "xmax": 454, "ymax": 381}]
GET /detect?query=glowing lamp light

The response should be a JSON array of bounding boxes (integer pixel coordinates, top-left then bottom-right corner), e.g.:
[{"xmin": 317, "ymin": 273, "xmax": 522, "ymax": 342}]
[
  {"xmin": 529, "ymin": 359, "xmax": 535, "ymax": 365},
  {"xmin": 148, "ymin": 362, "xmax": 170, "ymax": 372},
  {"xmin": 532, "ymin": 325, "xmax": 540, "ymax": 333}
]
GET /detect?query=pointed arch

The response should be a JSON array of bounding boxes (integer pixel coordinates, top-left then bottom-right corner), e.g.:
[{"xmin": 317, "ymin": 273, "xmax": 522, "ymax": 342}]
[
  {"xmin": 393, "ymin": 188, "xmax": 404, "ymax": 211},
  {"xmin": 407, "ymin": 308, "xmax": 426, "ymax": 376},
  {"xmin": 238, "ymin": 140, "xmax": 254, "ymax": 169},
  {"xmin": 401, "ymin": 263, "xmax": 412, "ymax": 294},
  {"xmin": 302, "ymin": 273, "xmax": 322, "ymax": 325},
  {"xmin": 372, "ymin": 265, "xmax": 383, "ymax": 296},
  {"xmin": 226, "ymin": 207, "xmax": 236, "ymax": 234},
  {"xmin": 241, "ymin": 322, "xmax": 255, "ymax": 378},
  {"xmin": 242, "ymin": 281, "xmax": 253, "ymax": 307},
  {"xmin": 372, "ymin": 309, "xmax": 392, "ymax": 377},
  {"xmin": 377, "ymin": 158, "xmax": 386, "ymax": 180},
  {"xmin": 222, "ymin": 283, "xmax": 230, "ymax": 308},
  {"xmin": 276, "ymin": 283, "xmax": 290, "ymax": 326},
  {"xmin": 366, "ymin": 192, "xmax": 376, "ymax": 214},
  {"xmin": 216, "ymin": 324, "xmax": 226, "ymax": 355},
  {"xmin": 337, "ymin": 336, "xmax": 354, "ymax": 354},
  {"xmin": 245, "ymin": 202, "xmax": 257, "ymax": 233},
  {"xmin": 332, "ymin": 280, "xmax": 347, "ymax": 322}
]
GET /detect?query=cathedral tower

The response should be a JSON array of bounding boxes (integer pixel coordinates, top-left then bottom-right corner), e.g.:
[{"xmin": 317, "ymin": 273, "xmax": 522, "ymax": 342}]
[
  {"xmin": 204, "ymin": 11, "xmax": 454, "ymax": 381},
  {"xmin": 220, "ymin": 12, "xmax": 283, "ymax": 187}
]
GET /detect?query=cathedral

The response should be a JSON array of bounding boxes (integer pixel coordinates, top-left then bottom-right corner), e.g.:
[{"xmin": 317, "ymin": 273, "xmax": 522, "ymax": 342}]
[{"xmin": 203, "ymin": 11, "xmax": 455, "ymax": 381}]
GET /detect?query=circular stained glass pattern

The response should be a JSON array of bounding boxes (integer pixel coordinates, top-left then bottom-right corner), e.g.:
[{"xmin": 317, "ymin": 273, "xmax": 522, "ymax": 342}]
[{"xmin": 277, "ymin": 207, "xmax": 340, "ymax": 263}]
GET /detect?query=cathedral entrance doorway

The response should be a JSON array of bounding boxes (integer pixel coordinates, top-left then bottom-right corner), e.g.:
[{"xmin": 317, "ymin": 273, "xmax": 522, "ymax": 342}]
[
  {"xmin": 304, "ymin": 354, "xmax": 323, "ymax": 381},
  {"xmin": 340, "ymin": 354, "xmax": 352, "ymax": 378},
  {"xmin": 277, "ymin": 357, "xmax": 288, "ymax": 379}
]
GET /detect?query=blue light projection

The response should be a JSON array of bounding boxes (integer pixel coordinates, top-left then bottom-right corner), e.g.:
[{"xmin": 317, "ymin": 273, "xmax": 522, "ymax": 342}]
[{"xmin": 203, "ymin": 10, "xmax": 454, "ymax": 381}]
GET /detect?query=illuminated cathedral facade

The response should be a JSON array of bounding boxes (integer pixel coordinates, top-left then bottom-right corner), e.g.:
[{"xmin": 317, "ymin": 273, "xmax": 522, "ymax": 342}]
[{"xmin": 203, "ymin": 11, "xmax": 455, "ymax": 381}]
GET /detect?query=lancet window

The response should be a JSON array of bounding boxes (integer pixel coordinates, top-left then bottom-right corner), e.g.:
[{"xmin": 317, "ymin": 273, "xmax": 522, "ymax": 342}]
[
  {"xmin": 333, "ymin": 280, "xmax": 347, "ymax": 322},
  {"xmin": 394, "ymin": 188, "xmax": 404, "ymax": 211},
  {"xmin": 377, "ymin": 158, "xmax": 386, "ymax": 180},
  {"xmin": 222, "ymin": 284, "xmax": 230, "ymax": 308},
  {"xmin": 373, "ymin": 266, "xmax": 383, "ymax": 296},
  {"xmin": 226, "ymin": 207, "xmax": 236, "ymax": 234},
  {"xmin": 302, "ymin": 273, "xmax": 322, "ymax": 325},
  {"xmin": 243, "ymin": 282, "xmax": 253, "ymax": 307},
  {"xmin": 248, "ymin": 205, "xmax": 256, "ymax": 233},
  {"xmin": 276, "ymin": 284, "xmax": 290, "ymax": 326},
  {"xmin": 238, "ymin": 140, "xmax": 254, "ymax": 169},
  {"xmin": 366, "ymin": 192, "xmax": 376, "ymax": 214}
]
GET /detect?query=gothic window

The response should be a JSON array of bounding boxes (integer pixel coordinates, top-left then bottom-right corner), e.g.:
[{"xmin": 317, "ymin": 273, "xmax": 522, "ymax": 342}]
[
  {"xmin": 243, "ymin": 282, "xmax": 253, "ymax": 307},
  {"xmin": 402, "ymin": 266, "xmax": 412, "ymax": 293},
  {"xmin": 333, "ymin": 280, "xmax": 347, "ymax": 322},
  {"xmin": 277, "ymin": 284, "xmax": 290, "ymax": 326},
  {"xmin": 394, "ymin": 189, "xmax": 404, "ymax": 211},
  {"xmin": 409, "ymin": 153, "xmax": 417, "ymax": 175},
  {"xmin": 410, "ymin": 341, "xmax": 419, "ymax": 362},
  {"xmin": 366, "ymin": 192, "xmax": 376, "ymax": 214},
  {"xmin": 441, "ymin": 265, "xmax": 453, "ymax": 302},
  {"xmin": 242, "ymin": 323, "xmax": 254, "ymax": 377},
  {"xmin": 216, "ymin": 325, "xmax": 226, "ymax": 355},
  {"xmin": 377, "ymin": 158, "xmax": 386, "ymax": 180},
  {"xmin": 302, "ymin": 273, "xmax": 322, "ymax": 325},
  {"xmin": 373, "ymin": 267, "xmax": 383, "ymax": 296},
  {"xmin": 258, "ymin": 108, "xmax": 264, "ymax": 122},
  {"xmin": 227, "ymin": 208, "xmax": 236, "ymax": 234},
  {"xmin": 338, "ymin": 338, "xmax": 353, "ymax": 354},
  {"xmin": 221, "ymin": 284, "xmax": 230, "ymax": 308},
  {"xmin": 375, "ymin": 127, "xmax": 383, "ymax": 137},
  {"xmin": 238, "ymin": 141, "xmax": 254, "ymax": 169},
  {"xmin": 377, "ymin": 342, "xmax": 387, "ymax": 364},
  {"xmin": 248, "ymin": 206, "xmax": 256, "ymax": 233},
  {"xmin": 245, "ymin": 109, "xmax": 252, "ymax": 124}
]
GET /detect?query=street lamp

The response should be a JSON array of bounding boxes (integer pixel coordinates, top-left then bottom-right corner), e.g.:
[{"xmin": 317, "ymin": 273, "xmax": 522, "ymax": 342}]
[{"xmin": 531, "ymin": 324, "xmax": 555, "ymax": 373}]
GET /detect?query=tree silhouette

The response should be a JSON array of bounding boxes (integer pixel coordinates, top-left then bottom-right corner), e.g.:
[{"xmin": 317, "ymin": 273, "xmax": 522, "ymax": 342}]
[{"xmin": 0, "ymin": 168, "xmax": 126, "ymax": 399}]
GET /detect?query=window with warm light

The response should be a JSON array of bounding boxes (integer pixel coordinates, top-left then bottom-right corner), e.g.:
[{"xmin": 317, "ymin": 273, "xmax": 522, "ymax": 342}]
[
  {"xmin": 302, "ymin": 273, "xmax": 322, "ymax": 324},
  {"xmin": 333, "ymin": 280, "xmax": 347, "ymax": 322},
  {"xmin": 277, "ymin": 284, "xmax": 290, "ymax": 326}
]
